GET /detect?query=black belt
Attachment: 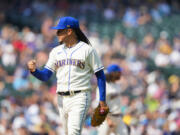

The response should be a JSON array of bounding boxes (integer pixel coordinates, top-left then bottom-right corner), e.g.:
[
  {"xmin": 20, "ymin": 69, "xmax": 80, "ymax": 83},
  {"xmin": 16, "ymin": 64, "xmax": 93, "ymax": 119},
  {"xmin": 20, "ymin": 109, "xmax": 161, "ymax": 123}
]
[{"xmin": 57, "ymin": 90, "xmax": 81, "ymax": 96}]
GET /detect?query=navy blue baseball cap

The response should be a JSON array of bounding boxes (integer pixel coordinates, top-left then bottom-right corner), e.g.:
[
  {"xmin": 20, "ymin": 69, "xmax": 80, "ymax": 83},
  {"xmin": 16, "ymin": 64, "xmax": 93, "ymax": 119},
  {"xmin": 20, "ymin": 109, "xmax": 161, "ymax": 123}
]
[
  {"xmin": 51, "ymin": 16, "xmax": 79, "ymax": 30},
  {"xmin": 107, "ymin": 64, "xmax": 122, "ymax": 73}
]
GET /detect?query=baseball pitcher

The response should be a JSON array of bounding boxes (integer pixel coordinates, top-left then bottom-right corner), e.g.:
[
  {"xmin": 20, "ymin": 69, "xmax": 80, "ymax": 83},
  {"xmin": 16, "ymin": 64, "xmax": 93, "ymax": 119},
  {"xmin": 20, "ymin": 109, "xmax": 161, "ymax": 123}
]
[{"xmin": 27, "ymin": 16, "xmax": 108, "ymax": 135}]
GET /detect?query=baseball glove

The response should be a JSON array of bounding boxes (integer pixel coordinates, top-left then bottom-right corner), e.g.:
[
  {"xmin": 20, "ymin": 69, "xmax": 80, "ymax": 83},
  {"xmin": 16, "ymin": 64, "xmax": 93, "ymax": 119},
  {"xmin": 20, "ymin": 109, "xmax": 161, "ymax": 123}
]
[{"xmin": 91, "ymin": 105, "xmax": 109, "ymax": 127}]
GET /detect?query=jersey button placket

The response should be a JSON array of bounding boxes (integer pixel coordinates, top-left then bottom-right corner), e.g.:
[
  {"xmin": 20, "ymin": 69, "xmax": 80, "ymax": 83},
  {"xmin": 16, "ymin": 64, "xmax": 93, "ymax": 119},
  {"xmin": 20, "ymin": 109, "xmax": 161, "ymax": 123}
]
[
  {"xmin": 67, "ymin": 50, "xmax": 71, "ymax": 91},
  {"xmin": 62, "ymin": 47, "xmax": 70, "ymax": 91}
]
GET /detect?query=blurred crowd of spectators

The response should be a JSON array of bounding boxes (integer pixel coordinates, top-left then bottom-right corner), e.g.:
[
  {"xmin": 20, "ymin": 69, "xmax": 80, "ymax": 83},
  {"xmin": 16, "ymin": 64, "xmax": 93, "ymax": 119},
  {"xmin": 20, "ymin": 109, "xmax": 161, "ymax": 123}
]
[
  {"xmin": 0, "ymin": 0, "xmax": 180, "ymax": 135},
  {"xmin": 0, "ymin": 0, "xmax": 180, "ymax": 30}
]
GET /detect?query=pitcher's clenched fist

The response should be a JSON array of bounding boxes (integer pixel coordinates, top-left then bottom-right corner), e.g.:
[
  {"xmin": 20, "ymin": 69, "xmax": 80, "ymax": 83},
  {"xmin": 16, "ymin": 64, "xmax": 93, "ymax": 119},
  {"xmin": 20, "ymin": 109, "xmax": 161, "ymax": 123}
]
[{"xmin": 27, "ymin": 60, "xmax": 36, "ymax": 72}]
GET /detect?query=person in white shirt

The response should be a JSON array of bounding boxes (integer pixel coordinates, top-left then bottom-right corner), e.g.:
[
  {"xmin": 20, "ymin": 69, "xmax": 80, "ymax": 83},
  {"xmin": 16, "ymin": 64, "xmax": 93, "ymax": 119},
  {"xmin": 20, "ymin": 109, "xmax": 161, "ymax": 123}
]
[
  {"xmin": 27, "ymin": 16, "xmax": 108, "ymax": 135},
  {"xmin": 97, "ymin": 64, "xmax": 130, "ymax": 135}
]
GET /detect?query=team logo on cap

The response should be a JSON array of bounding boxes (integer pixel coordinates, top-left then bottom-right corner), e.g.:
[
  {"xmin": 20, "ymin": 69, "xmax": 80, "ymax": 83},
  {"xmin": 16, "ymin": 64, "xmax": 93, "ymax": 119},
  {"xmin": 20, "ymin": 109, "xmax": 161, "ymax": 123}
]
[{"xmin": 67, "ymin": 25, "xmax": 70, "ymax": 27}]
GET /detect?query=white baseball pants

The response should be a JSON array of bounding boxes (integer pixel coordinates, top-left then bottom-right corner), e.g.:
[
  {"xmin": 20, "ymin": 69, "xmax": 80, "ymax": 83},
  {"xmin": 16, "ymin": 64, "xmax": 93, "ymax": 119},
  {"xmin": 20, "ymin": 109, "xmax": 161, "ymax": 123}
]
[{"xmin": 57, "ymin": 91, "xmax": 91, "ymax": 135}]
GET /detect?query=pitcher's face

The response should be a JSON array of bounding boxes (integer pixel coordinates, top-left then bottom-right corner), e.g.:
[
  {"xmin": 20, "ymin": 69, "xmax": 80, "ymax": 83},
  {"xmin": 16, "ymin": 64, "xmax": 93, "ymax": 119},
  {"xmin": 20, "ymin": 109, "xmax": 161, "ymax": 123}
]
[{"xmin": 56, "ymin": 29, "xmax": 73, "ymax": 44}]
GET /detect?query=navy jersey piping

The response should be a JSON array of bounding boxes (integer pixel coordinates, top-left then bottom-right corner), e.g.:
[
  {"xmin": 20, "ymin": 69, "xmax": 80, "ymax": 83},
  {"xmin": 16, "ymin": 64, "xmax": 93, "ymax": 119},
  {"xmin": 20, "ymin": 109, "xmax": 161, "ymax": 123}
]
[{"xmin": 68, "ymin": 43, "xmax": 84, "ymax": 90}]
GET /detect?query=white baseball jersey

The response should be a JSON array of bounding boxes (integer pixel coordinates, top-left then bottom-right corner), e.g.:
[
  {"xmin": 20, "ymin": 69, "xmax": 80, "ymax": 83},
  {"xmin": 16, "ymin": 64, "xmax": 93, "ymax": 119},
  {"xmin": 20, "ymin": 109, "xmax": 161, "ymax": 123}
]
[
  {"xmin": 97, "ymin": 82, "xmax": 129, "ymax": 135},
  {"xmin": 45, "ymin": 41, "xmax": 104, "ymax": 92}
]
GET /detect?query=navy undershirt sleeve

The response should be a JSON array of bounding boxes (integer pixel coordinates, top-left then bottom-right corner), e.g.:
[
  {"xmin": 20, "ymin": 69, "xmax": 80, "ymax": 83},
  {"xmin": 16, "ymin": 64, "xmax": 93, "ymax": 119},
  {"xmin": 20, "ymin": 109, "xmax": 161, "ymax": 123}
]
[
  {"xmin": 31, "ymin": 68, "xmax": 53, "ymax": 81},
  {"xmin": 95, "ymin": 69, "xmax": 106, "ymax": 101}
]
